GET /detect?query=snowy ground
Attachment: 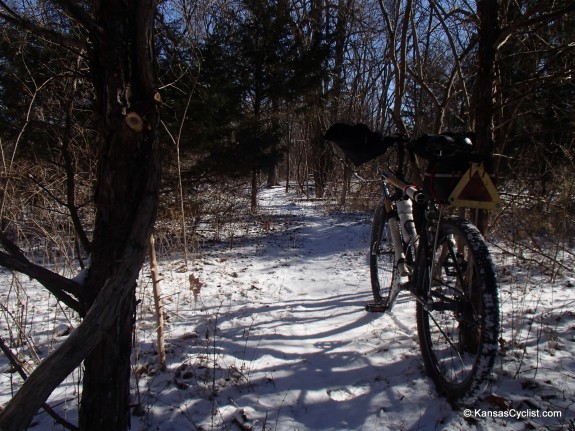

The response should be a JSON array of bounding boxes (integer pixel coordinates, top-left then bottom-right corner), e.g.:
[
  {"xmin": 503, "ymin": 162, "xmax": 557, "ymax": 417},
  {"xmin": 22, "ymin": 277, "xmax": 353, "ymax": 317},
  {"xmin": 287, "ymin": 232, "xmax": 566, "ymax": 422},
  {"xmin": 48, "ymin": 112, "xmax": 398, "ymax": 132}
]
[{"xmin": 1, "ymin": 185, "xmax": 575, "ymax": 430}]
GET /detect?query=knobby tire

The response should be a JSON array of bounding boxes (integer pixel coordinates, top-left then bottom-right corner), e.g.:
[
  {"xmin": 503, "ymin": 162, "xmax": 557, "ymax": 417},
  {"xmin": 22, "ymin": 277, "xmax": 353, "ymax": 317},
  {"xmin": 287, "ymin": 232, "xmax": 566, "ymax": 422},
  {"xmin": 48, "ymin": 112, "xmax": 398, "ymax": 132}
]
[
  {"xmin": 416, "ymin": 217, "xmax": 499, "ymax": 405},
  {"xmin": 369, "ymin": 201, "xmax": 399, "ymax": 308}
]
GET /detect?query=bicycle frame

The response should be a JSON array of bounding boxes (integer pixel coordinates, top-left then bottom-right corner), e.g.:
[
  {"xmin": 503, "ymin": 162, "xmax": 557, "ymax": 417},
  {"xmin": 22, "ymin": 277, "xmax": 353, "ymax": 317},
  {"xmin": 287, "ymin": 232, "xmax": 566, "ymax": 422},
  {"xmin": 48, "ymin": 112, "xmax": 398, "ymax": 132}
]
[
  {"xmin": 378, "ymin": 169, "xmax": 426, "ymax": 277},
  {"xmin": 381, "ymin": 177, "xmax": 476, "ymax": 317},
  {"xmin": 377, "ymin": 169, "xmax": 451, "ymax": 312},
  {"xmin": 326, "ymin": 123, "xmax": 500, "ymax": 404},
  {"xmin": 381, "ymin": 169, "xmax": 426, "ymax": 206}
]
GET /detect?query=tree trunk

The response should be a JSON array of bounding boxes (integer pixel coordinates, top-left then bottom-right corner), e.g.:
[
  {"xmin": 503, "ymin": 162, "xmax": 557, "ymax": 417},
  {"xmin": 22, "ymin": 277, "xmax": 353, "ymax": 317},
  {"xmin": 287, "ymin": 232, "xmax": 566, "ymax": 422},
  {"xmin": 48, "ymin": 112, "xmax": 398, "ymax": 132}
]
[
  {"xmin": 78, "ymin": 1, "xmax": 161, "ymax": 429},
  {"xmin": 0, "ymin": 255, "xmax": 155, "ymax": 430},
  {"xmin": 474, "ymin": 0, "xmax": 498, "ymax": 156},
  {"xmin": 285, "ymin": 135, "xmax": 291, "ymax": 193},
  {"xmin": 312, "ymin": 129, "xmax": 330, "ymax": 199},
  {"xmin": 0, "ymin": 2, "xmax": 161, "ymax": 429},
  {"xmin": 474, "ymin": 0, "xmax": 499, "ymax": 234}
]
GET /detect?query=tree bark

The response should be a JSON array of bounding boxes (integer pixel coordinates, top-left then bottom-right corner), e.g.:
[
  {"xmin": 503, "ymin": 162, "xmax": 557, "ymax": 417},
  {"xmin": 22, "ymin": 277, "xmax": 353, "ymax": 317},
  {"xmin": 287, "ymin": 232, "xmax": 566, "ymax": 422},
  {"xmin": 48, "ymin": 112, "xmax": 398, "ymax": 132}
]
[
  {"xmin": 0, "ymin": 255, "xmax": 152, "ymax": 430},
  {"xmin": 0, "ymin": 1, "xmax": 161, "ymax": 430},
  {"xmin": 474, "ymin": 0, "xmax": 498, "ymax": 157},
  {"xmin": 251, "ymin": 168, "xmax": 262, "ymax": 212},
  {"xmin": 312, "ymin": 126, "xmax": 331, "ymax": 199},
  {"xmin": 474, "ymin": 0, "xmax": 499, "ymax": 234},
  {"xmin": 78, "ymin": 1, "xmax": 161, "ymax": 430}
]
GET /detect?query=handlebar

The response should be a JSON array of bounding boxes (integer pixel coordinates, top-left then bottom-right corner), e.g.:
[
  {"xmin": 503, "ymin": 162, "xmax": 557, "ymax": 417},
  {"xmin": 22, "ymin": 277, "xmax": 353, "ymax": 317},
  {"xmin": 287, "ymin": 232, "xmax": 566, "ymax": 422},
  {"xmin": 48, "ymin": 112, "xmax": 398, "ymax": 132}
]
[
  {"xmin": 324, "ymin": 122, "xmax": 477, "ymax": 205},
  {"xmin": 381, "ymin": 169, "xmax": 426, "ymax": 205},
  {"xmin": 324, "ymin": 123, "xmax": 474, "ymax": 166}
]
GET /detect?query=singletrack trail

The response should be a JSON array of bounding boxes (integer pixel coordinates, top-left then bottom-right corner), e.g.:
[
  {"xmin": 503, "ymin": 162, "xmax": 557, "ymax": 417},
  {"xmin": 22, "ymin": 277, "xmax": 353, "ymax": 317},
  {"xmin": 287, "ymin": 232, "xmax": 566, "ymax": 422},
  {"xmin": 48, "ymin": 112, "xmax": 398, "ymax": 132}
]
[
  {"xmin": 132, "ymin": 186, "xmax": 574, "ymax": 430},
  {"xmin": 134, "ymin": 186, "xmax": 455, "ymax": 430},
  {"xmin": 2, "ymin": 185, "xmax": 573, "ymax": 430}
]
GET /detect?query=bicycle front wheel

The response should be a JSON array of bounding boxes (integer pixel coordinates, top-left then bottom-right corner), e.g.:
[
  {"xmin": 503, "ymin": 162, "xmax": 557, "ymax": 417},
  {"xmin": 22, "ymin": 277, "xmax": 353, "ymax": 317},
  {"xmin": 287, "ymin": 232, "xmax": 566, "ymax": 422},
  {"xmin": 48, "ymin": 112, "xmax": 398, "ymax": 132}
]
[
  {"xmin": 416, "ymin": 217, "xmax": 499, "ymax": 405},
  {"xmin": 369, "ymin": 201, "xmax": 399, "ymax": 308}
]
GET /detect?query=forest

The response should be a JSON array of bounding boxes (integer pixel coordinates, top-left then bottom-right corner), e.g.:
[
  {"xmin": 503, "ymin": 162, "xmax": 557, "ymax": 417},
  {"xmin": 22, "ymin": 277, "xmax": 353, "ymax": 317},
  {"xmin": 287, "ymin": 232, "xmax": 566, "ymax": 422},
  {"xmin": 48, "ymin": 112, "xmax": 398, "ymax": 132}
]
[{"xmin": 0, "ymin": 0, "xmax": 574, "ymax": 430}]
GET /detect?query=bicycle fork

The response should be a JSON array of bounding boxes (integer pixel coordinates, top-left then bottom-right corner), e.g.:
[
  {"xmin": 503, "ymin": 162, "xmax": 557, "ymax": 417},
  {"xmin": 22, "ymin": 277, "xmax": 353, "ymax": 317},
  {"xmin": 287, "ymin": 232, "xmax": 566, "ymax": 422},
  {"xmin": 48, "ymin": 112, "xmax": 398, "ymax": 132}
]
[
  {"xmin": 415, "ymin": 206, "xmax": 450, "ymax": 312},
  {"xmin": 386, "ymin": 207, "xmax": 411, "ymax": 276}
]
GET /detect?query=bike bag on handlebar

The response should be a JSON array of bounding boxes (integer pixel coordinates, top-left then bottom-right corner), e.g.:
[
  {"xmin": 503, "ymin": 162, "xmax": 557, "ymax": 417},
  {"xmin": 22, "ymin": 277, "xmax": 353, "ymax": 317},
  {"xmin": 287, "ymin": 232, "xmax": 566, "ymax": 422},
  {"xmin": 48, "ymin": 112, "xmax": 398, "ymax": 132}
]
[
  {"xmin": 413, "ymin": 134, "xmax": 501, "ymax": 210},
  {"xmin": 324, "ymin": 123, "xmax": 395, "ymax": 166}
]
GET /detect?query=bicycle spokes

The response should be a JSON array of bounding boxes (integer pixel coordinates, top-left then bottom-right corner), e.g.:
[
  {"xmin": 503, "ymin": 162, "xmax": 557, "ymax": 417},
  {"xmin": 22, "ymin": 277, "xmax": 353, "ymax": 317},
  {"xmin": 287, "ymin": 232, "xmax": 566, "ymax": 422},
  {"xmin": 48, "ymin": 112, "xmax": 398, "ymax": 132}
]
[{"xmin": 417, "ymin": 218, "xmax": 498, "ymax": 404}]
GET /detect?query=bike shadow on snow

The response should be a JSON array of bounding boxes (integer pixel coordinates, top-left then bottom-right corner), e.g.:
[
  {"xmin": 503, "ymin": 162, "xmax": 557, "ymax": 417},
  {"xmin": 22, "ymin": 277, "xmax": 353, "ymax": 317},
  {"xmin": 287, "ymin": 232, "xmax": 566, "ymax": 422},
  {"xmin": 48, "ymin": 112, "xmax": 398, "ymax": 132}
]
[
  {"xmin": 139, "ymin": 289, "xmax": 456, "ymax": 431},
  {"xmin": 134, "ymin": 202, "xmax": 467, "ymax": 430}
]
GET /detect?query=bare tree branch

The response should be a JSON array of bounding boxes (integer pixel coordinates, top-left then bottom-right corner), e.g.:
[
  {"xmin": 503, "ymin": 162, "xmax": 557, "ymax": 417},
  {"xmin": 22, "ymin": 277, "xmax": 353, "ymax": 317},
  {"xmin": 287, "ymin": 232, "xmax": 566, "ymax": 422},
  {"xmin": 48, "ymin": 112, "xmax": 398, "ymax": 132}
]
[
  {"xmin": 0, "ymin": 335, "xmax": 79, "ymax": 431},
  {"xmin": 0, "ymin": 268, "xmax": 133, "ymax": 430},
  {"xmin": 0, "ymin": 5, "xmax": 87, "ymax": 52},
  {"xmin": 49, "ymin": 0, "xmax": 102, "ymax": 37},
  {"xmin": 377, "ymin": 0, "xmax": 411, "ymax": 135},
  {"xmin": 0, "ymin": 232, "xmax": 83, "ymax": 313},
  {"xmin": 497, "ymin": 2, "xmax": 575, "ymax": 50}
]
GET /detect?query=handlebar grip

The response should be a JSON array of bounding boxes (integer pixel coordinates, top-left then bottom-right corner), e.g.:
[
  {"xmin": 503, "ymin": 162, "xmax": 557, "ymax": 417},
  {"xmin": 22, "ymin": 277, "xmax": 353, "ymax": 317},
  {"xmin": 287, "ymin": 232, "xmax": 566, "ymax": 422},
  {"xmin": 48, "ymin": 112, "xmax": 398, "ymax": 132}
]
[
  {"xmin": 413, "ymin": 192, "xmax": 426, "ymax": 205},
  {"xmin": 403, "ymin": 185, "xmax": 426, "ymax": 205}
]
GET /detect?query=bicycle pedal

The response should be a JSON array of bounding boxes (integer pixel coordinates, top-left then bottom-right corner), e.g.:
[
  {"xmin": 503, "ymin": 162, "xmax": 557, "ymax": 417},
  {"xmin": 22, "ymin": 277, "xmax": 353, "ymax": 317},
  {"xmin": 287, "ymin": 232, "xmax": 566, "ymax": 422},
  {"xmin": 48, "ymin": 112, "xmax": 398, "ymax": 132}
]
[
  {"xmin": 399, "ymin": 281, "xmax": 412, "ymax": 291},
  {"xmin": 365, "ymin": 303, "xmax": 389, "ymax": 313}
]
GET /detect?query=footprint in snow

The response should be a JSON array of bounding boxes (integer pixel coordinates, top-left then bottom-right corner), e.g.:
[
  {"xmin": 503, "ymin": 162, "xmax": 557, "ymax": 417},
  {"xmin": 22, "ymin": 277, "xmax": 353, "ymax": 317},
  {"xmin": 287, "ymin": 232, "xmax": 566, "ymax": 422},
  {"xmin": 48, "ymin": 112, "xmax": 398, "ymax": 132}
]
[{"xmin": 327, "ymin": 384, "xmax": 370, "ymax": 401}]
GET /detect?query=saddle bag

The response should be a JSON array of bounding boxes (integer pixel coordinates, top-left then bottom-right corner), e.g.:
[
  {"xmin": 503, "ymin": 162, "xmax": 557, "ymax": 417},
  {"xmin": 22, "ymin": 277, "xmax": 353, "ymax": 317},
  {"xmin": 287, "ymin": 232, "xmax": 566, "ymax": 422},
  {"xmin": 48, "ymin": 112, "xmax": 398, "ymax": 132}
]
[{"xmin": 415, "ymin": 134, "xmax": 502, "ymax": 210}]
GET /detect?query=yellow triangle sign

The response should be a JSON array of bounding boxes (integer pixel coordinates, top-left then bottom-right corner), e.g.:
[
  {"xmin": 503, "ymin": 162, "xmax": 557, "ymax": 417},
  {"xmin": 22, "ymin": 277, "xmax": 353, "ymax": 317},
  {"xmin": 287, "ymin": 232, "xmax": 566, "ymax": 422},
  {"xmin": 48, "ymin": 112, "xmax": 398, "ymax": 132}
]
[{"xmin": 448, "ymin": 163, "xmax": 502, "ymax": 210}]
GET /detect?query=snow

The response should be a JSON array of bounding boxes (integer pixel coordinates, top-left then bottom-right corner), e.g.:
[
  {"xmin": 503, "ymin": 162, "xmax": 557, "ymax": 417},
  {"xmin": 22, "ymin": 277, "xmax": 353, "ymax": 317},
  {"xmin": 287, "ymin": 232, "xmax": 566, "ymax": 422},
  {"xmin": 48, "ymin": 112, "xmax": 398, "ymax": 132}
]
[{"xmin": 1, "ymin": 185, "xmax": 574, "ymax": 430}]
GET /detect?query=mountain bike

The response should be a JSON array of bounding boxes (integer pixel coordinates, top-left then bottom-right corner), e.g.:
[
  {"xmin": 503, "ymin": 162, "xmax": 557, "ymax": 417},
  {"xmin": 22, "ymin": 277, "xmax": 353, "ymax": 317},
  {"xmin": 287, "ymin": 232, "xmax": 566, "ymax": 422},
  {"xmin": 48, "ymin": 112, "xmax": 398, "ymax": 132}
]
[{"xmin": 325, "ymin": 123, "xmax": 501, "ymax": 406}]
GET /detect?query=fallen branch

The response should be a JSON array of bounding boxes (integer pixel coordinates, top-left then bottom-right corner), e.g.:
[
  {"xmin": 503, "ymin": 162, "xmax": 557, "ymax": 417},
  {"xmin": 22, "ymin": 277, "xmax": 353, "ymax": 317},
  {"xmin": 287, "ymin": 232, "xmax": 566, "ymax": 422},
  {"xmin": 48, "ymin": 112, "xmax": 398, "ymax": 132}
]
[{"xmin": 0, "ymin": 335, "xmax": 78, "ymax": 431}]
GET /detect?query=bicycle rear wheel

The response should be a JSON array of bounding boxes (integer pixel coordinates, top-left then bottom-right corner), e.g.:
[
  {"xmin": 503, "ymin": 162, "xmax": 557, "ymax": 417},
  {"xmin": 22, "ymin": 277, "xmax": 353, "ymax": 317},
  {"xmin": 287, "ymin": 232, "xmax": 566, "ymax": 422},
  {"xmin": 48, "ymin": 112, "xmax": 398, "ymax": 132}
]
[
  {"xmin": 369, "ymin": 201, "xmax": 399, "ymax": 309},
  {"xmin": 416, "ymin": 217, "xmax": 499, "ymax": 405}
]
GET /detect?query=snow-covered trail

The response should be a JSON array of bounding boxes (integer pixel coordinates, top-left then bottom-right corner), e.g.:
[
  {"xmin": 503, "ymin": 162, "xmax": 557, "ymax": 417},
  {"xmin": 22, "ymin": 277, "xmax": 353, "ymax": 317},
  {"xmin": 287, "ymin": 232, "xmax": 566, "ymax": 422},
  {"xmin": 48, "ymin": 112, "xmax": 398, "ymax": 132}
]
[
  {"xmin": 133, "ymin": 186, "xmax": 574, "ymax": 431},
  {"xmin": 134, "ymin": 187, "xmax": 471, "ymax": 430},
  {"xmin": 1, "ymin": 185, "xmax": 573, "ymax": 430}
]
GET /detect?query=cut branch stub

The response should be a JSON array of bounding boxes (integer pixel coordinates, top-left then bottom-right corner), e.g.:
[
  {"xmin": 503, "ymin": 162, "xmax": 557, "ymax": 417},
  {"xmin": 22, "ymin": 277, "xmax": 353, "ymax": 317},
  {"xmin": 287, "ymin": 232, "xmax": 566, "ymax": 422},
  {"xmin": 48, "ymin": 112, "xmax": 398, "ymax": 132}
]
[{"xmin": 125, "ymin": 112, "xmax": 143, "ymax": 132}]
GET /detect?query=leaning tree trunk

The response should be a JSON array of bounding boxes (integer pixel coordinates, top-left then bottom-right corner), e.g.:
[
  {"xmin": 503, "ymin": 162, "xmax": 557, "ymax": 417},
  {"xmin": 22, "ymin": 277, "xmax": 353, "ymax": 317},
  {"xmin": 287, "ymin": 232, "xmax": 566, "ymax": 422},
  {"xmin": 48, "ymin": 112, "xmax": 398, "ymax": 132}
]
[{"xmin": 79, "ymin": 1, "xmax": 161, "ymax": 429}]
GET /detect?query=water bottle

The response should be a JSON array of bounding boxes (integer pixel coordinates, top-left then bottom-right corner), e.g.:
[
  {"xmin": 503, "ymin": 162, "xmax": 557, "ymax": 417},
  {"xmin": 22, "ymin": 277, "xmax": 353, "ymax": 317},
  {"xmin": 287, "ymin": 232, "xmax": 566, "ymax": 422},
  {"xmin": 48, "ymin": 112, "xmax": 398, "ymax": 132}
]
[{"xmin": 396, "ymin": 197, "xmax": 416, "ymax": 245}]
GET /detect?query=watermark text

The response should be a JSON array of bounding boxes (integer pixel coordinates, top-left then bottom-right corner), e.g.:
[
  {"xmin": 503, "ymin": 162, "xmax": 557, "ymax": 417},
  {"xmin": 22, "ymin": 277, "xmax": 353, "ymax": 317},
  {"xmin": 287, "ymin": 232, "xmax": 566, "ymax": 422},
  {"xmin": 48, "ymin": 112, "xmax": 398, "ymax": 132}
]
[{"xmin": 463, "ymin": 408, "xmax": 562, "ymax": 420}]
